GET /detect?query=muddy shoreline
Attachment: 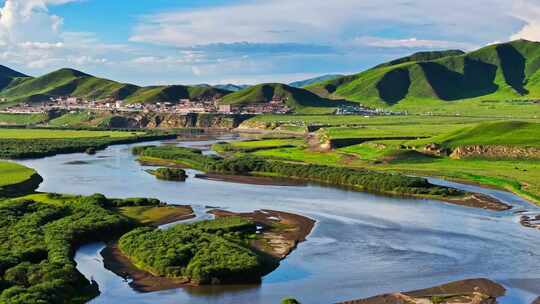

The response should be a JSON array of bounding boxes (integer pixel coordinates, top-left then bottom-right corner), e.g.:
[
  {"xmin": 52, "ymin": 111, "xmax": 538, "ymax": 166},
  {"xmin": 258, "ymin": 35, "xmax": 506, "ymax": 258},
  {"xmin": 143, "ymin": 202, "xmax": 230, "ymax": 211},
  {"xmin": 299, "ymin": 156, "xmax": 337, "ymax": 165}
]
[{"xmin": 209, "ymin": 209, "xmax": 316, "ymax": 259}]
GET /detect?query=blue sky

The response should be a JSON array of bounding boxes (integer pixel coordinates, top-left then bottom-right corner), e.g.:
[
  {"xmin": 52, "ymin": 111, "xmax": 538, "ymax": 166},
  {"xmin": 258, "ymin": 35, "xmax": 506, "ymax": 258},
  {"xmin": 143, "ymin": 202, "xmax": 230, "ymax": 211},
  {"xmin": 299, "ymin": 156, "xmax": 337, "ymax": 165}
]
[{"xmin": 0, "ymin": 0, "xmax": 538, "ymax": 85}]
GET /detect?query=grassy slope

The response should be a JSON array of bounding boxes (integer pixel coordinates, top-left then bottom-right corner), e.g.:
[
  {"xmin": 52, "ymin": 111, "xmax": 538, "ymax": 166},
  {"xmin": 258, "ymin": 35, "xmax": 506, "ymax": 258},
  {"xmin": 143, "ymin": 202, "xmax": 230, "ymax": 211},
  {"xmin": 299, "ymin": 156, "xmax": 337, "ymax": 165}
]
[
  {"xmin": 409, "ymin": 121, "xmax": 540, "ymax": 148},
  {"xmin": 220, "ymin": 83, "xmax": 348, "ymax": 114},
  {"xmin": 0, "ymin": 68, "xmax": 231, "ymax": 105},
  {"xmin": 124, "ymin": 85, "xmax": 230, "ymax": 104},
  {"xmin": 0, "ymin": 161, "xmax": 37, "ymax": 187},
  {"xmin": 0, "ymin": 128, "xmax": 143, "ymax": 139},
  {"xmin": 306, "ymin": 40, "xmax": 540, "ymax": 114},
  {"xmin": 0, "ymin": 113, "xmax": 49, "ymax": 125}
]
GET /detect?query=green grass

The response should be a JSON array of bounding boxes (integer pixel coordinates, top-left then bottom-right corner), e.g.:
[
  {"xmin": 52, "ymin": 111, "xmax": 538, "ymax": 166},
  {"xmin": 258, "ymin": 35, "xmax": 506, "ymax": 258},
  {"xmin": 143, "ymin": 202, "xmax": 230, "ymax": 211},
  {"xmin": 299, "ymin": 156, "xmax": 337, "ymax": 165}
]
[
  {"xmin": 119, "ymin": 205, "xmax": 192, "ymax": 224},
  {"xmin": 0, "ymin": 128, "xmax": 143, "ymax": 139},
  {"xmin": 233, "ymin": 118, "xmax": 540, "ymax": 204},
  {"xmin": 220, "ymin": 83, "xmax": 347, "ymax": 113},
  {"xmin": 321, "ymin": 124, "xmax": 466, "ymax": 139},
  {"xmin": 305, "ymin": 39, "xmax": 540, "ymax": 116},
  {"xmin": 232, "ymin": 139, "xmax": 304, "ymax": 149},
  {"xmin": 408, "ymin": 121, "xmax": 540, "ymax": 148},
  {"xmin": 48, "ymin": 111, "xmax": 113, "ymax": 127},
  {"xmin": 0, "ymin": 68, "xmax": 229, "ymax": 106},
  {"xmin": 253, "ymin": 147, "xmax": 344, "ymax": 166},
  {"xmin": 0, "ymin": 161, "xmax": 37, "ymax": 187},
  {"xmin": 0, "ymin": 113, "xmax": 48, "ymax": 125},
  {"xmin": 245, "ymin": 114, "xmax": 540, "ymax": 127}
]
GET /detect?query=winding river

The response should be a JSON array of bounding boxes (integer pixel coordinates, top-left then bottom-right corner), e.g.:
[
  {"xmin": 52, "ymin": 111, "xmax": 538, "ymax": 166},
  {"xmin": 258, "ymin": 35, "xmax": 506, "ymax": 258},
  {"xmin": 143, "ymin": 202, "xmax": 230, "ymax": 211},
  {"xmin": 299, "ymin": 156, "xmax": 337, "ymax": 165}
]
[{"xmin": 17, "ymin": 134, "xmax": 540, "ymax": 304}]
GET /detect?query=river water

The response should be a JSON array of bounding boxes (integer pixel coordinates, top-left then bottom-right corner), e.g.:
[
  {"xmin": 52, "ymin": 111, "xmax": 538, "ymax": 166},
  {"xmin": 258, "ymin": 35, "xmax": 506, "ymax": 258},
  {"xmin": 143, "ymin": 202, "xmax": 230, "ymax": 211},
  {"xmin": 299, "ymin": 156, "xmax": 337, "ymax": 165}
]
[{"xmin": 17, "ymin": 135, "xmax": 540, "ymax": 304}]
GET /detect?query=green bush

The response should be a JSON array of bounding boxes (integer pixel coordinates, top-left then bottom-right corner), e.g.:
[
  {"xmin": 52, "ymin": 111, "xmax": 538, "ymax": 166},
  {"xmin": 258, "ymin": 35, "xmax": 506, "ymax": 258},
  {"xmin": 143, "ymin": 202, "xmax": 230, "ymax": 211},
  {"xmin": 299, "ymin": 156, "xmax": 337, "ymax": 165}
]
[
  {"xmin": 0, "ymin": 195, "xmax": 137, "ymax": 303},
  {"xmin": 118, "ymin": 217, "xmax": 276, "ymax": 284}
]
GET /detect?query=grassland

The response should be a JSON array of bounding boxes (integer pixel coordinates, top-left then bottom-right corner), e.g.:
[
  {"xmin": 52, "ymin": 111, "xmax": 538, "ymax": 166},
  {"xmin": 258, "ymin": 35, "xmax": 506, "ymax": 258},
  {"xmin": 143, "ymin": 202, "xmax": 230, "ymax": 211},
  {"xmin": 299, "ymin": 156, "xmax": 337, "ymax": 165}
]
[
  {"xmin": 0, "ymin": 161, "xmax": 38, "ymax": 187},
  {"xmin": 234, "ymin": 117, "xmax": 540, "ymax": 204},
  {"xmin": 0, "ymin": 113, "xmax": 48, "ymax": 125},
  {"xmin": 0, "ymin": 128, "xmax": 144, "ymax": 139},
  {"xmin": 408, "ymin": 121, "xmax": 540, "ymax": 148}
]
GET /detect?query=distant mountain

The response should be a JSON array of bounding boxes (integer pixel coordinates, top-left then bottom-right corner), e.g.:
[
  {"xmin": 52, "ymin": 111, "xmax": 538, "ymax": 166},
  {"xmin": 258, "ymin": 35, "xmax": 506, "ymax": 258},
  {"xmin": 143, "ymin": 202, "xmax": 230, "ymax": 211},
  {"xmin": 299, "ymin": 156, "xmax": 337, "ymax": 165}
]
[
  {"xmin": 214, "ymin": 84, "xmax": 250, "ymax": 92},
  {"xmin": 219, "ymin": 83, "xmax": 349, "ymax": 113},
  {"xmin": 289, "ymin": 74, "xmax": 344, "ymax": 88},
  {"xmin": 0, "ymin": 68, "xmax": 230, "ymax": 104},
  {"xmin": 306, "ymin": 39, "xmax": 540, "ymax": 107}
]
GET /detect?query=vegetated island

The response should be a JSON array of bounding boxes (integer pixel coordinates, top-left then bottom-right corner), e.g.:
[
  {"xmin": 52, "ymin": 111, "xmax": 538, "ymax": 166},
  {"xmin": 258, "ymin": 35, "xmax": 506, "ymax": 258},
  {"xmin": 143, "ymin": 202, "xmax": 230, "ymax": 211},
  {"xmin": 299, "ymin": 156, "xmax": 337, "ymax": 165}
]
[
  {"xmin": 147, "ymin": 167, "xmax": 188, "ymax": 181},
  {"xmin": 103, "ymin": 210, "xmax": 315, "ymax": 292},
  {"xmin": 132, "ymin": 145, "xmax": 511, "ymax": 211},
  {"xmin": 338, "ymin": 278, "xmax": 506, "ymax": 304}
]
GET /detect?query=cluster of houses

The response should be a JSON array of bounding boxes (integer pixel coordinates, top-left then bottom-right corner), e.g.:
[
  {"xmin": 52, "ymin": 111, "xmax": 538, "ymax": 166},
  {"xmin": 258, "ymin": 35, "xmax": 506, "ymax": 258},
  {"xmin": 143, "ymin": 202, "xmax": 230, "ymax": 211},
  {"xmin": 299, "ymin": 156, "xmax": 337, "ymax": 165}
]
[
  {"xmin": 0, "ymin": 95, "xmax": 397, "ymax": 116},
  {"xmin": 1, "ymin": 95, "xmax": 292, "ymax": 115}
]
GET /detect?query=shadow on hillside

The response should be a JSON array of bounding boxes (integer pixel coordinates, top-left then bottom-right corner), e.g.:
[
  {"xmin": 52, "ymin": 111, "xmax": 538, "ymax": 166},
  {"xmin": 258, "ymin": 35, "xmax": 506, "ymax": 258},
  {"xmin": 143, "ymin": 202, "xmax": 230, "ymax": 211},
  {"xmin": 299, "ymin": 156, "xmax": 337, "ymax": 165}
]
[
  {"xmin": 496, "ymin": 44, "xmax": 529, "ymax": 95},
  {"xmin": 419, "ymin": 58, "xmax": 498, "ymax": 101},
  {"xmin": 377, "ymin": 68, "xmax": 411, "ymax": 105}
]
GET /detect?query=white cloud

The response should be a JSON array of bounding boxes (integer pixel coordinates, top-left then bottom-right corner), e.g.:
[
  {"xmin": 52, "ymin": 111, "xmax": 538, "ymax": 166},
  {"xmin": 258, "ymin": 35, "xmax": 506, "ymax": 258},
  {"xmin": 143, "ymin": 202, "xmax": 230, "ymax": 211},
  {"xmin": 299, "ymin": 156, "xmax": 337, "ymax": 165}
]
[
  {"xmin": 130, "ymin": 0, "xmax": 516, "ymax": 48},
  {"xmin": 511, "ymin": 0, "xmax": 540, "ymax": 41},
  {"xmin": 354, "ymin": 37, "xmax": 477, "ymax": 51}
]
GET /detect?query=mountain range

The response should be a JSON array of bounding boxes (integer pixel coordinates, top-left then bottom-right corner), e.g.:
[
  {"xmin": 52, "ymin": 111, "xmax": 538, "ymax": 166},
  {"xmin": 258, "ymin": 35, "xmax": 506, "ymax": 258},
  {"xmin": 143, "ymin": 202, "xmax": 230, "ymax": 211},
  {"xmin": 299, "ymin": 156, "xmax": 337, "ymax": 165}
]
[
  {"xmin": 306, "ymin": 39, "xmax": 540, "ymax": 108},
  {"xmin": 1, "ymin": 39, "xmax": 540, "ymax": 113}
]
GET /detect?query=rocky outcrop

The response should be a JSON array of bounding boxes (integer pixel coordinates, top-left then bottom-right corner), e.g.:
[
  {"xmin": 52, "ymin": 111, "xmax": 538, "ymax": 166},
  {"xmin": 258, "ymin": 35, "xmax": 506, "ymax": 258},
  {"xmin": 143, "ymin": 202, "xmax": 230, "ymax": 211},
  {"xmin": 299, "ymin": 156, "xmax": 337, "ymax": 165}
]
[
  {"xmin": 450, "ymin": 145, "xmax": 540, "ymax": 160},
  {"xmin": 339, "ymin": 278, "xmax": 505, "ymax": 304},
  {"xmin": 423, "ymin": 143, "xmax": 451, "ymax": 156},
  {"xmin": 100, "ymin": 113, "xmax": 252, "ymax": 130}
]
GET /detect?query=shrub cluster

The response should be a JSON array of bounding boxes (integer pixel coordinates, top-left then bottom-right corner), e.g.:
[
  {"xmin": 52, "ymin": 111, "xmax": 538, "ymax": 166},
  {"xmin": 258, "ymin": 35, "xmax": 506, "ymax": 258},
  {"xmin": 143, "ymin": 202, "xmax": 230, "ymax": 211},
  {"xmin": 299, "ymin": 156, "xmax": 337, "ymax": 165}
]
[
  {"xmin": 118, "ymin": 216, "xmax": 276, "ymax": 284},
  {"xmin": 153, "ymin": 168, "xmax": 188, "ymax": 181},
  {"xmin": 0, "ymin": 194, "xmax": 138, "ymax": 303},
  {"xmin": 135, "ymin": 146, "xmax": 463, "ymax": 197}
]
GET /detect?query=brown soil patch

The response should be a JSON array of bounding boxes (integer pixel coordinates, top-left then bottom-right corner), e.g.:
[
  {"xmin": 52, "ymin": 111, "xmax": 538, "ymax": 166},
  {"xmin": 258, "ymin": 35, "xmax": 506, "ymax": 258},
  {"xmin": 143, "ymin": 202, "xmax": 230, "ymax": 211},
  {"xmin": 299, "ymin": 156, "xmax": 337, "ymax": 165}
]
[
  {"xmin": 339, "ymin": 278, "xmax": 505, "ymax": 304},
  {"xmin": 445, "ymin": 193, "xmax": 512, "ymax": 211},
  {"xmin": 209, "ymin": 209, "xmax": 315, "ymax": 259},
  {"xmin": 149, "ymin": 205, "xmax": 195, "ymax": 226}
]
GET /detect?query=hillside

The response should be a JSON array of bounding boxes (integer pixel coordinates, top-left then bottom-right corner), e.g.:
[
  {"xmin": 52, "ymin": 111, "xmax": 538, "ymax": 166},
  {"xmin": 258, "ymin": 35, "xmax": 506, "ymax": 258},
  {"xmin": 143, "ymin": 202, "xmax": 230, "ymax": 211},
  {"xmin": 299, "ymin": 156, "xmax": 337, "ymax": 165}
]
[
  {"xmin": 124, "ymin": 85, "xmax": 230, "ymax": 104},
  {"xmin": 0, "ymin": 68, "xmax": 230, "ymax": 105},
  {"xmin": 307, "ymin": 39, "xmax": 540, "ymax": 109},
  {"xmin": 411, "ymin": 121, "xmax": 540, "ymax": 148},
  {"xmin": 289, "ymin": 74, "xmax": 344, "ymax": 88},
  {"xmin": 219, "ymin": 83, "xmax": 348, "ymax": 113},
  {"xmin": 0, "ymin": 65, "xmax": 30, "ymax": 91}
]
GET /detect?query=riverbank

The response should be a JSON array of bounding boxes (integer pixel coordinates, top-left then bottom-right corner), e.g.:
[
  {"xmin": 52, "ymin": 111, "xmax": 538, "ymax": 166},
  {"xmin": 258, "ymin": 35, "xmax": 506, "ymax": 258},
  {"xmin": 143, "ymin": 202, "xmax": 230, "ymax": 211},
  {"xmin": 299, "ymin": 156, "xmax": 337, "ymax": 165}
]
[
  {"xmin": 209, "ymin": 209, "xmax": 315, "ymax": 259},
  {"xmin": 339, "ymin": 278, "xmax": 506, "ymax": 304}
]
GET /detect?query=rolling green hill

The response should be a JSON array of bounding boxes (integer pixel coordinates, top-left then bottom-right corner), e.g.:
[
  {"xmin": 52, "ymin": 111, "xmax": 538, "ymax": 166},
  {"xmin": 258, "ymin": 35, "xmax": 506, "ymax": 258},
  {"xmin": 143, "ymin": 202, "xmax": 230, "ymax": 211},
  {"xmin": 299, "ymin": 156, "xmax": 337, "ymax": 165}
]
[
  {"xmin": 219, "ymin": 83, "xmax": 349, "ymax": 113},
  {"xmin": 289, "ymin": 74, "xmax": 344, "ymax": 88},
  {"xmin": 307, "ymin": 39, "xmax": 540, "ymax": 109},
  {"xmin": 0, "ymin": 65, "xmax": 30, "ymax": 91},
  {"xmin": 410, "ymin": 121, "xmax": 540, "ymax": 148},
  {"xmin": 0, "ymin": 68, "xmax": 230, "ymax": 105},
  {"xmin": 125, "ymin": 85, "xmax": 230, "ymax": 104}
]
